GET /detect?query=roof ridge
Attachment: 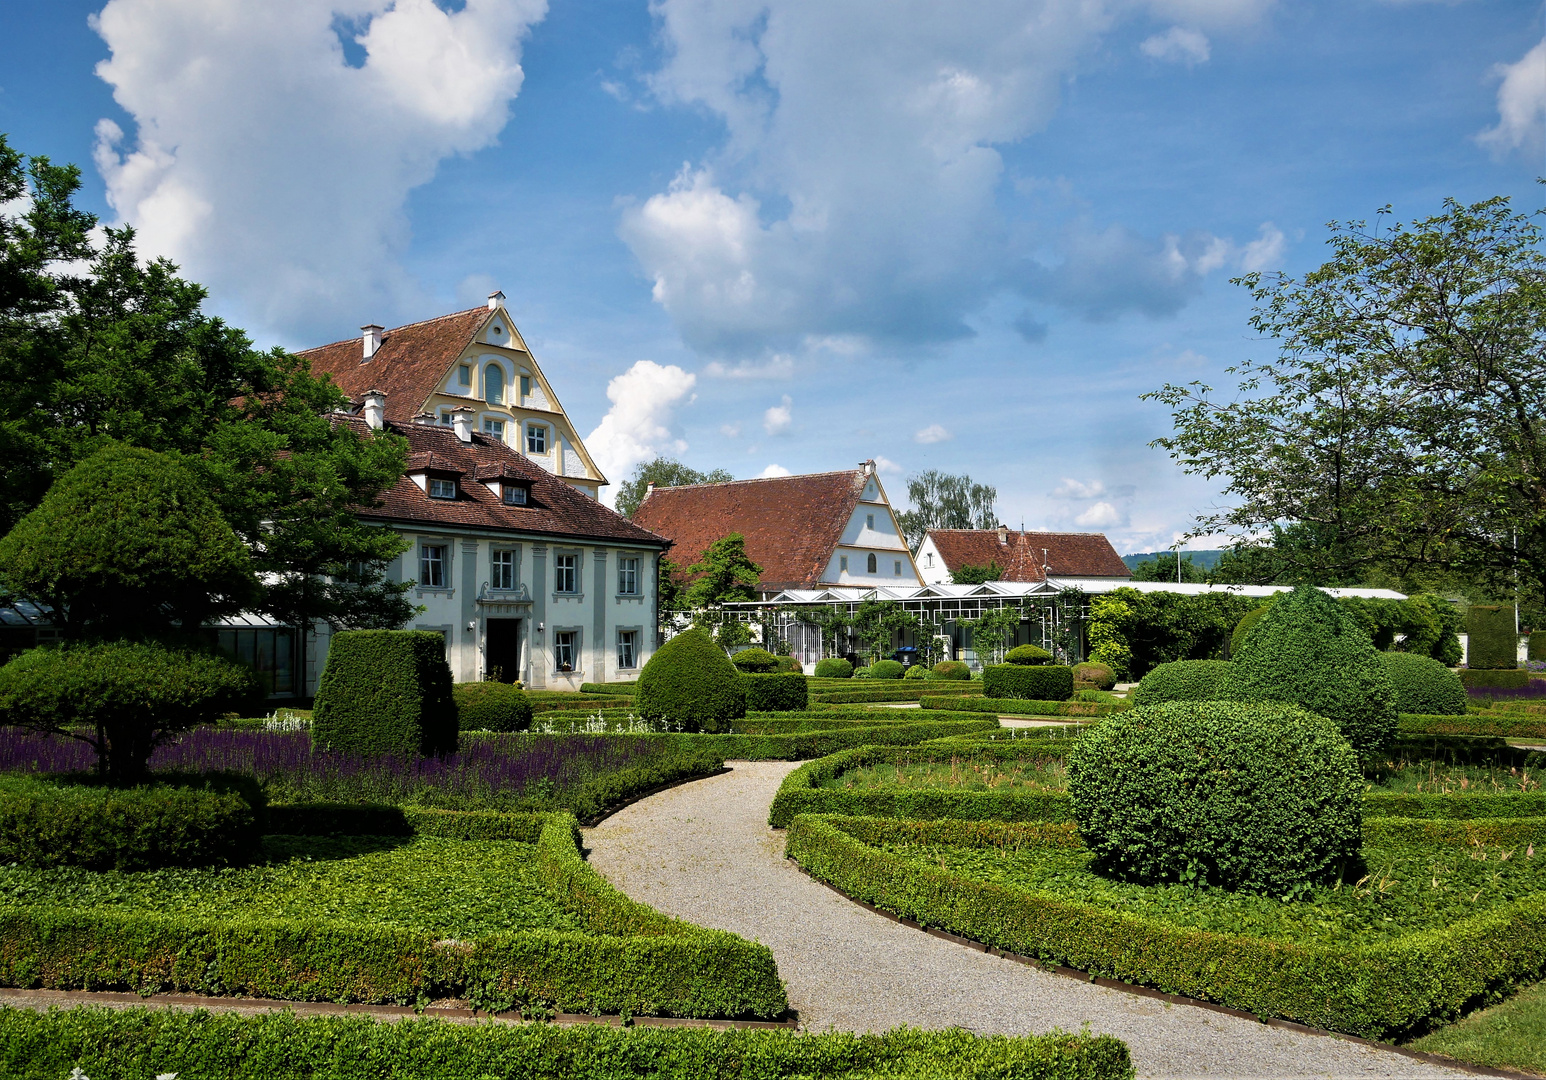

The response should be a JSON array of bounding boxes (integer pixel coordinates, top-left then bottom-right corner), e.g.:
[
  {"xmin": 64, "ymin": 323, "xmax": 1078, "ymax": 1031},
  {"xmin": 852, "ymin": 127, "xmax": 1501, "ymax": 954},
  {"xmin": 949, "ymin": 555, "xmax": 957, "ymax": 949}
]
[
  {"xmin": 295, "ymin": 305, "xmax": 487, "ymax": 355},
  {"xmin": 651, "ymin": 468, "xmax": 861, "ymax": 492}
]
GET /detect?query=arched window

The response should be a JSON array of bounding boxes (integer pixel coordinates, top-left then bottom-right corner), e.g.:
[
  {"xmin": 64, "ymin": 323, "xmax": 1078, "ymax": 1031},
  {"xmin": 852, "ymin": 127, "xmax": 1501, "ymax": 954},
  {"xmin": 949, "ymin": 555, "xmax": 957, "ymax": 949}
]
[
  {"xmin": 484, "ymin": 364, "xmax": 505, "ymax": 405},
  {"xmin": 866, "ymin": 553, "xmax": 877, "ymax": 574}
]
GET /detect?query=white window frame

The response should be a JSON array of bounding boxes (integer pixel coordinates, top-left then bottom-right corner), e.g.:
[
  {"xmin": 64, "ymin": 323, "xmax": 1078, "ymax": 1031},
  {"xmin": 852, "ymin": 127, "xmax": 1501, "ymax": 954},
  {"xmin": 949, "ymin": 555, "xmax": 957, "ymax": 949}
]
[
  {"xmin": 554, "ymin": 552, "xmax": 579, "ymax": 594},
  {"xmin": 491, "ymin": 548, "xmax": 518, "ymax": 591},
  {"xmin": 554, "ymin": 628, "xmax": 580, "ymax": 673},
  {"xmin": 527, "ymin": 424, "xmax": 549, "ymax": 454},
  {"xmin": 617, "ymin": 629, "xmax": 639, "ymax": 670},
  {"xmin": 482, "ymin": 417, "xmax": 505, "ymax": 440},
  {"xmin": 503, "ymin": 485, "xmax": 528, "ymax": 506},
  {"xmin": 428, "ymin": 478, "xmax": 457, "ymax": 500},
  {"xmin": 617, "ymin": 556, "xmax": 640, "ymax": 595},
  {"xmin": 419, "ymin": 543, "xmax": 448, "ymax": 588}
]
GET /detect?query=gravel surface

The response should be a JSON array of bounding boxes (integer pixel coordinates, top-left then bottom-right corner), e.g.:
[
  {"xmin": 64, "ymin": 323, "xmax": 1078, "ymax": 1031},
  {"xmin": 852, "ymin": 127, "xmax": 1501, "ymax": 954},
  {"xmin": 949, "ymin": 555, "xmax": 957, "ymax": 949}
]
[{"xmin": 585, "ymin": 761, "xmax": 1468, "ymax": 1080}]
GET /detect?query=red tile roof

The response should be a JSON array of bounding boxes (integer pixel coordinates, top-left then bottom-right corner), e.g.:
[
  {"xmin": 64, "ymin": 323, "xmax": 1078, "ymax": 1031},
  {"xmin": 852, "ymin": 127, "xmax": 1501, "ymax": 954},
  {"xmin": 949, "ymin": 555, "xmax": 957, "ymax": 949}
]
[
  {"xmin": 632, "ymin": 470, "xmax": 867, "ymax": 590},
  {"xmin": 342, "ymin": 417, "xmax": 668, "ymax": 548},
  {"xmin": 926, "ymin": 529, "xmax": 1131, "ymax": 581},
  {"xmin": 298, "ymin": 308, "xmax": 490, "ymax": 420}
]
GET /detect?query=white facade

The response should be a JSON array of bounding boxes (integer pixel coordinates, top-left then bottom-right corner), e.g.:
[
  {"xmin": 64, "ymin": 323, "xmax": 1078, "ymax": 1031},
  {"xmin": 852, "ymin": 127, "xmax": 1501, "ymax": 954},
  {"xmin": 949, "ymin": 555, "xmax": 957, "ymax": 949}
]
[
  {"xmin": 818, "ymin": 472, "xmax": 923, "ymax": 589},
  {"xmin": 913, "ymin": 534, "xmax": 953, "ymax": 585}
]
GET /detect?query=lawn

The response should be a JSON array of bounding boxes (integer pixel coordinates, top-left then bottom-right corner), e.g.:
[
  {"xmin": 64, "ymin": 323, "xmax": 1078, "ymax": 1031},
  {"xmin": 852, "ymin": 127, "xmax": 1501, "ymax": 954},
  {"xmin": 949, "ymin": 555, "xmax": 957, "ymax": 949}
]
[
  {"xmin": 1408, "ymin": 979, "xmax": 1546, "ymax": 1074},
  {"xmin": 0, "ymin": 835, "xmax": 583, "ymax": 939}
]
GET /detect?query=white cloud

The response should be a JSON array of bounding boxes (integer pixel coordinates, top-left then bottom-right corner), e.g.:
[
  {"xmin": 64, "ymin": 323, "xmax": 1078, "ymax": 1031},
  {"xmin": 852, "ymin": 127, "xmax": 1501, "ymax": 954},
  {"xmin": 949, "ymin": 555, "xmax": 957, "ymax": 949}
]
[
  {"xmin": 758, "ymin": 463, "xmax": 792, "ymax": 477},
  {"xmin": 719, "ymin": 422, "xmax": 743, "ymax": 437},
  {"xmin": 763, "ymin": 394, "xmax": 793, "ymax": 435},
  {"xmin": 89, "ymin": 0, "xmax": 546, "ymax": 343},
  {"xmin": 914, "ymin": 423, "xmax": 952, "ymax": 444},
  {"xmin": 584, "ymin": 361, "xmax": 697, "ymax": 505},
  {"xmin": 873, "ymin": 455, "xmax": 904, "ymax": 474},
  {"xmin": 704, "ymin": 355, "xmax": 796, "ymax": 379},
  {"xmin": 1051, "ymin": 478, "xmax": 1106, "ymax": 499},
  {"xmin": 1238, "ymin": 222, "xmax": 1286, "ymax": 272},
  {"xmin": 1074, "ymin": 501, "xmax": 1125, "ymax": 528},
  {"xmin": 1140, "ymin": 27, "xmax": 1210, "ymax": 66},
  {"xmin": 1478, "ymin": 38, "xmax": 1546, "ymax": 161}
]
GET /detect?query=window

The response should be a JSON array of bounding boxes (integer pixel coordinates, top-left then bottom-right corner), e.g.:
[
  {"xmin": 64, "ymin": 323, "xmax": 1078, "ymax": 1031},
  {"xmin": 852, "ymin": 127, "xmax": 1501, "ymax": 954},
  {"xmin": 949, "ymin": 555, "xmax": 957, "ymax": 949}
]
[
  {"xmin": 555, "ymin": 631, "xmax": 576, "ymax": 672},
  {"xmin": 420, "ymin": 544, "xmax": 447, "ymax": 588},
  {"xmin": 438, "ymin": 411, "xmax": 453, "ymax": 426},
  {"xmin": 554, "ymin": 553, "xmax": 577, "ymax": 593},
  {"xmin": 527, "ymin": 424, "xmax": 548, "ymax": 454},
  {"xmin": 925, "ymin": 553, "xmax": 933, "ymax": 567},
  {"xmin": 503, "ymin": 485, "xmax": 528, "ymax": 506},
  {"xmin": 428, "ymin": 478, "xmax": 457, "ymax": 500},
  {"xmin": 866, "ymin": 513, "xmax": 875, "ymax": 530},
  {"xmin": 839, "ymin": 555, "xmax": 848, "ymax": 572},
  {"xmin": 458, "ymin": 364, "xmax": 472, "ymax": 387},
  {"xmin": 894, "ymin": 560, "xmax": 902, "ymax": 575},
  {"xmin": 618, "ymin": 557, "xmax": 639, "ymax": 595},
  {"xmin": 492, "ymin": 549, "xmax": 516, "ymax": 590},
  {"xmin": 217, "ymin": 628, "xmax": 297, "ymax": 695},
  {"xmin": 617, "ymin": 630, "xmax": 638, "ymax": 669},
  {"xmin": 485, "ymin": 364, "xmax": 505, "ymax": 405},
  {"xmin": 483, "ymin": 418, "xmax": 505, "ymax": 440},
  {"xmin": 520, "ymin": 374, "xmax": 531, "ymax": 399},
  {"xmin": 866, "ymin": 553, "xmax": 877, "ymax": 574}
]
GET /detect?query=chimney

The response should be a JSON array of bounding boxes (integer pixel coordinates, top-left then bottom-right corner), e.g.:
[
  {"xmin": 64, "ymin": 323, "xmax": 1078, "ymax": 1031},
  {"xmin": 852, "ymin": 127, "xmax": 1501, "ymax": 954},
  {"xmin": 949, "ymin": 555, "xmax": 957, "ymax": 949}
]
[
  {"xmin": 361, "ymin": 324, "xmax": 384, "ymax": 360},
  {"xmin": 362, "ymin": 389, "xmax": 386, "ymax": 431},
  {"xmin": 646, "ymin": 482, "xmax": 656, "ymax": 495},
  {"xmin": 860, "ymin": 459, "xmax": 875, "ymax": 476},
  {"xmin": 998, "ymin": 524, "xmax": 1009, "ymax": 545},
  {"xmin": 410, "ymin": 411, "xmax": 436, "ymax": 424},
  {"xmin": 451, "ymin": 406, "xmax": 475, "ymax": 443},
  {"xmin": 487, "ymin": 290, "xmax": 505, "ymax": 311}
]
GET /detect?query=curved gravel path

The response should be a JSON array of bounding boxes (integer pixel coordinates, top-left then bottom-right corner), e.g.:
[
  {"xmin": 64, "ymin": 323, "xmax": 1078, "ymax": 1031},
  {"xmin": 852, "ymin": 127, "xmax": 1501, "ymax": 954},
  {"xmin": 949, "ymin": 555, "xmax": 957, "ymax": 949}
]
[{"xmin": 585, "ymin": 761, "xmax": 1467, "ymax": 1080}]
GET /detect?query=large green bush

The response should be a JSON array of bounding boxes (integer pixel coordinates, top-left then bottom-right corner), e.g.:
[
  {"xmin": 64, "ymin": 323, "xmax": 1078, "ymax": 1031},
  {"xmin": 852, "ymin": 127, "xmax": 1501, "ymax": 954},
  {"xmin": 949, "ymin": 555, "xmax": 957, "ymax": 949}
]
[
  {"xmin": 1379, "ymin": 652, "xmax": 1466, "ymax": 717},
  {"xmin": 903, "ymin": 664, "xmax": 928, "ymax": 680},
  {"xmin": 636, "ymin": 629, "xmax": 747, "ymax": 733},
  {"xmin": 0, "ymin": 640, "xmax": 260, "ymax": 782},
  {"xmin": 312, "ymin": 630, "xmax": 457, "ymax": 757},
  {"xmin": 813, "ymin": 658, "xmax": 853, "ymax": 679},
  {"xmin": 1466, "ymin": 604, "xmax": 1518, "ymax": 670},
  {"xmin": 740, "ymin": 672, "xmax": 809, "ymax": 712},
  {"xmin": 1068, "ymin": 701, "xmax": 1363, "ymax": 895},
  {"xmin": 1072, "ymin": 662, "xmax": 1116, "ymax": 690},
  {"xmin": 1216, "ymin": 585, "xmax": 1398, "ymax": 758},
  {"xmin": 1003, "ymin": 644, "xmax": 1053, "ymax": 665},
  {"xmin": 869, "ymin": 659, "xmax": 904, "ymax": 680},
  {"xmin": 729, "ymin": 648, "xmax": 779, "ymax": 673},
  {"xmin": 452, "ymin": 682, "xmax": 533, "ymax": 732},
  {"xmin": 931, "ymin": 660, "xmax": 971, "ymax": 681},
  {"xmin": 1130, "ymin": 659, "xmax": 1233, "ymax": 707},
  {"xmin": 1230, "ymin": 604, "xmax": 1272, "ymax": 656},
  {"xmin": 983, "ymin": 665, "xmax": 1073, "ymax": 702},
  {"xmin": 774, "ymin": 655, "xmax": 803, "ymax": 673},
  {"xmin": 0, "ymin": 773, "xmax": 261, "ymax": 871}
]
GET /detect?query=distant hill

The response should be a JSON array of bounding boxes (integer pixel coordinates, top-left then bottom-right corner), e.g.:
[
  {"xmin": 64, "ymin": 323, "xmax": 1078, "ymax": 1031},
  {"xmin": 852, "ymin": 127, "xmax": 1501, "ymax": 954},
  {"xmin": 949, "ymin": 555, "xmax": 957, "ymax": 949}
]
[{"xmin": 1122, "ymin": 550, "xmax": 1226, "ymax": 572}]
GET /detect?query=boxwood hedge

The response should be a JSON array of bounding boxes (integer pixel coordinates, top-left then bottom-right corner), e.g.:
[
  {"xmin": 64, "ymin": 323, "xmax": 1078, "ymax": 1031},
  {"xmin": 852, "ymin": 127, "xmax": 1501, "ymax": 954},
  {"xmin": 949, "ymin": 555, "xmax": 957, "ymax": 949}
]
[
  {"xmin": 740, "ymin": 672, "xmax": 809, "ymax": 712},
  {"xmin": 313, "ymin": 631, "xmax": 457, "ymax": 758},
  {"xmin": 983, "ymin": 665, "xmax": 1074, "ymax": 702},
  {"xmin": 813, "ymin": 658, "xmax": 853, "ymax": 679},
  {"xmin": 1130, "ymin": 660, "xmax": 1232, "ymax": 707},
  {"xmin": 1379, "ymin": 653, "xmax": 1466, "ymax": 717},
  {"xmin": 1460, "ymin": 669, "xmax": 1530, "ymax": 690},
  {"xmin": 1004, "ymin": 645, "xmax": 1053, "ymax": 665},
  {"xmin": 869, "ymin": 659, "xmax": 905, "ymax": 680},
  {"xmin": 1467, "ymin": 604, "xmax": 1519, "ymax": 670},
  {"xmin": 636, "ymin": 629, "xmax": 747, "ymax": 733},
  {"xmin": 452, "ymin": 682, "xmax": 534, "ymax": 732},
  {"xmin": 919, "ymin": 697, "xmax": 1127, "ymax": 718}
]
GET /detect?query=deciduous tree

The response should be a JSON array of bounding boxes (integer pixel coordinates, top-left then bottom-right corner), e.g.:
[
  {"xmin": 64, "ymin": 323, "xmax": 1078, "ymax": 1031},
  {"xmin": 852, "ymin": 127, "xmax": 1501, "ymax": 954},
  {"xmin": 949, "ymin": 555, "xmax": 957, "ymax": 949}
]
[
  {"xmin": 897, "ymin": 470, "xmax": 997, "ymax": 551},
  {"xmin": 615, "ymin": 457, "xmax": 734, "ymax": 519}
]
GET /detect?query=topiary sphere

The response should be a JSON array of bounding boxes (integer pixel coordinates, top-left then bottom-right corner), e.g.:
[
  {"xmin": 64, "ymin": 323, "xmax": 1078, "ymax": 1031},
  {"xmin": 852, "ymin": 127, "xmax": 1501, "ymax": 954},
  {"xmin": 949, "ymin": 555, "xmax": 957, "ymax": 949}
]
[
  {"xmin": 1217, "ymin": 585, "xmax": 1398, "ymax": 758},
  {"xmin": 1068, "ymin": 701, "xmax": 1363, "ymax": 895},
  {"xmin": 452, "ymin": 682, "xmax": 533, "ymax": 732},
  {"xmin": 813, "ymin": 658, "xmax": 853, "ymax": 679},
  {"xmin": 1004, "ymin": 644, "xmax": 1053, "ymax": 666},
  {"xmin": 1379, "ymin": 651, "xmax": 1467, "ymax": 717},
  {"xmin": 869, "ymin": 659, "xmax": 905, "ymax": 680},
  {"xmin": 1131, "ymin": 659, "xmax": 1234, "ymax": 707},
  {"xmin": 730, "ymin": 648, "xmax": 779, "ymax": 673},
  {"xmin": 1073, "ymin": 661, "xmax": 1116, "ymax": 690},
  {"xmin": 903, "ymin": 664, "xmax": 929, "ymax": 680},
  {"xmin": 636, "ymin": 629, "xmax": 747, "ymax": 733},
  {"xmin": 932, "ymin": 660, "xmax": 971, "ymax": 680},
  {"xmin": 774, "ymin": 655, "xmax": 804, "ymax": 673}
]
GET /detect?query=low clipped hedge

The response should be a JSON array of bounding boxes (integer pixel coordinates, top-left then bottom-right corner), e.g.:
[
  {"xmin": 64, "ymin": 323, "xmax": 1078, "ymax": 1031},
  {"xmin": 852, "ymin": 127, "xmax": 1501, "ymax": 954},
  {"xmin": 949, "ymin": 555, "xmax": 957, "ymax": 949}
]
[
  {"xmin": 1380, "ymin": 653, "xmax": 1466, "ymax": 717},
  {"xmin": 313, "ymin": 630, "xmax": 457, "ymax": 758},
  {"xmin": 1398, "ymin": 712, "xmax": 1546, "ymax": 739},
  {"xmin": 0, "ymin": 1008, "xmax": 1135, "ymax": 1080},
  {"xmin": 813, "ymin": 658, "xmax": 853, "ymax": 679},
  {"xmin": 869, "ymin": 659, "xmax": 905, "ymax": 680},
  {"xmin": 983, "ymin": 664, "xmax": 1074, "ymax": 702},
  {"xmin": 740, "ymin": 672, "xmax": 809, "ymax": 712},
  {"xmin": 579, "ymin": 683, "xmax": 638, "ymax": 696},
  {"xmin": 452, "ymin": 682, "xmax": 534, "ymax": 732},
  {"xmin": 0, "ymin": 810, "xmax": 786, "ymax": 1020},
  {"xmin": 0, "ymin": 773, "xmax": 262, "ymax": 871},
  {"xmin": 1130, "ymin": 660, "xmax": 1232, "ymax": 707},
  {"xmin": 784, "ymin": 813, "xmax": 1546, "ymax": 1039},
  {"xmin": 920, "ymin": 697, "xmax": 1128, "ymax": 717},
  {"xmin": 1461, "ymin": 669, "xmax": 1530, "ymax": 690},
  {"xmin": 812, "ymin": 684, "xmax": 979, "ymax": 705},
  {"xmin": 636, "ymin": 629, "xmax": 747, "ymax": 734}
]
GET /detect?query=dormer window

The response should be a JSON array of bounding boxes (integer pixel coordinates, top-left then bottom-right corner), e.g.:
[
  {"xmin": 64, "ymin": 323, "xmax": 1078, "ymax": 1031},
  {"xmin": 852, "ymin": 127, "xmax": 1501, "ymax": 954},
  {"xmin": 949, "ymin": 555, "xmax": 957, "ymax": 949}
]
[
  {"xmin": 429, "ymin": 478, "xmax": 457, "ymax": 500},
  {"xmin": 503, "ymin": 485, "xmax": 528, "ymax": 506}
]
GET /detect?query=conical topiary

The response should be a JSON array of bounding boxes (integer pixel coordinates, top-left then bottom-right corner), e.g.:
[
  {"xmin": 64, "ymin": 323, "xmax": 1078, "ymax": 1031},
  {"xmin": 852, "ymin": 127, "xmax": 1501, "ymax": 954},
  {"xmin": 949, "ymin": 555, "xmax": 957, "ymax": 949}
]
[
  {"xmin": 1217, "ymin": 585, "xmax": 1397, "ymax": 758},
  {"xmin": 636, "ymin": 628, "xmax": 747, "ymax": 733}
]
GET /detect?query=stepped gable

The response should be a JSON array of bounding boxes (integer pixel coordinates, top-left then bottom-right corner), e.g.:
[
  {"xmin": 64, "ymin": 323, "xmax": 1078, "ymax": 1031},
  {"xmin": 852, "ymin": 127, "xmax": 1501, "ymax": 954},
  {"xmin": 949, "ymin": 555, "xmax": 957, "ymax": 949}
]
[
  {"xmin": 927, "ymin": 529, "xmax": 1131, "ymax": 582},
  {"xmin": 633, "ymin": 470, "xmax": 865, "ymax": 591},
  {"xmin": 341, "ymin": 417, "xmax": 668, "ymax": 546},
  {"xmin": 299, "ymin": 308, "xmax": 489, "ymax": 420}
]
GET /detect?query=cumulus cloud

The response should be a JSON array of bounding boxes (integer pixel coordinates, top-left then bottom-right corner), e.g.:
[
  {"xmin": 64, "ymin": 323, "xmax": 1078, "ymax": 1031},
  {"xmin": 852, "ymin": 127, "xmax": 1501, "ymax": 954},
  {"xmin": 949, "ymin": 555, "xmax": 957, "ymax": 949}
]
[
  {"xmin": 914, "ymin": 423, "xmax": 952, "ymax": 444},
  {"xmin": 1074, "ymin": 501, "xmax": 1125, "ymax": 528},
  {"xmin": 584, "ymin": 361, "xmax": 697, "ymax": 505},
  {"xmin": 1140, "ymin": 27, "xmax": 1210, "ymax": 65},
  {"xmin": 719, "ymin": 422, "xmax": 743, "ymax": 437},
  {"xmin": 1051, "ymin": 478, "xmax": 1106, "ymax": 499},
  {"xmin": 873, "ymin": 455, "xmax": 904, "ymax": 474},
  {"xmin": 1238, "ymin": 222, "xmax": 1286, "ymax": 272},
  {"xmin": 89, "ymin": 0, "xmax": 546, "ymax": 343},
  {"xmin": 705, "ymin": 355, "xmax": 796, "ymax": 379},
  {"xmin": 1478, "ymin": 39, "xmax": 1546, "ymax": 161},
  {"xmin": 763, "ymin": 394, "xmax": 793, "ymax": 435},
  {"xmin": 758, "ymin": 463, "xmax": 793, "ymax": 477}
]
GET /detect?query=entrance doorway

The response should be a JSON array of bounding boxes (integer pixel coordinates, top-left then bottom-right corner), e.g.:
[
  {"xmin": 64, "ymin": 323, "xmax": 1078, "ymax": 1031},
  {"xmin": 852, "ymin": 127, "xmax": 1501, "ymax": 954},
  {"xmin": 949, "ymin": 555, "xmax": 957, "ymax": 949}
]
[{"xmin": 485, "ymin": 618, "xmax": 522, "ymax": 683}]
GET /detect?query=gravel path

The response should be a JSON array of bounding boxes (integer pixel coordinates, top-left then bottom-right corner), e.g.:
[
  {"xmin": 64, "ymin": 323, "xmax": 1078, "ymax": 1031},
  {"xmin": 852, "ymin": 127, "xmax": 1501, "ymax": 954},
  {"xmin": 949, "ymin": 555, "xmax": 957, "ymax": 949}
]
[{"xmin": 585, "ymin": 761, "xmax": 1468, "ymax": 1080}]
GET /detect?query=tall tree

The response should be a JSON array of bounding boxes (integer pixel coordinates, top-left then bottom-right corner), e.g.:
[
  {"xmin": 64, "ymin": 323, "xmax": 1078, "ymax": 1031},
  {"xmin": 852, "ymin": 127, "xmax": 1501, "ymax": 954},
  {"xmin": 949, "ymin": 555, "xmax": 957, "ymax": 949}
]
[
  {"xmin": 615, "ymin": 457, "xmax": 734, "ymax": 518},
  {"xmin": 1147, "ymin": 195, "xmax": 1546, "ymax": 607},
  {"xmin": 896, "ymin": 470, "xmax": 997, "ymax": 552},
  {"xmin": 1129, "ymin": 552, "xmax": 1206, "ymax": 584}
]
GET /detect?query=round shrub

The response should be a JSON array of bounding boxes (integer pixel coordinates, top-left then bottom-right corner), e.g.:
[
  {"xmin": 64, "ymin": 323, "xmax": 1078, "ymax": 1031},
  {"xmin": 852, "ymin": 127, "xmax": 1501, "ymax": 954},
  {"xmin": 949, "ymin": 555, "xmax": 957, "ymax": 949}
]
[
  {"xmin": 932, "ymin": 660, "xmax": 971, "ymax": 681},
  {"xmin": 1217, "ymin": 585, "xmax": 1398, "ymax": 758},
  {"xmin": 0, "ymin": 772, "xmax": 263, "ymax": 871},
  {"xmin": 774, "ymin": 655, "xmax": 804, "ymax": 673},
  {"xmin": 636, "ymin": 628, "xmax": 747, "ymax": 733},
  {"xmin": 1068, "ymin": 701, "xmax": 1363, "ymax": 895},
  {"xmin": 813, "ymin": 658, "xmax": 854, "ymax": 679},
  {"xmin": 983, "ymin": 664, "xmax": 1074, "ymax": 701},
  {"xmin": 903, "ymin": 664, "xmax": 929, "ymax": 680},
  {"xmin": 1073, "ymin": 662, "xmax": 1116, "ymax": 690},
  {"xmin": 730, "ymin": 648, "xmax": 779, "ymax": 673},
  {"xmin": 851, "ymin": 666, "xmax": 873, "ymax": 680},
  {"xmin": 452, "ymin": 682, "xmax": 533, "ymax": 732},
  {"xmin": 870, "ymin": 659, "xmax": 905, "ymax": 680},
  {"xmin": 1004, "ymin": 644, "xmax": 1053, "ymax": 665},
  {"xmin": 741, "ymin": 672, "xmax": 809, "ymax": 711},
  {"xmin": 1231, "ymin": 605, "xmax": 1272, "ymax": 656},
  {"xmin": 1131, "ymin": 659, "xmax": 1234, "ymax": 707},
  {"xmin": 1380, "ymin": 652, "xmax": 1466, "ymax": 717}
]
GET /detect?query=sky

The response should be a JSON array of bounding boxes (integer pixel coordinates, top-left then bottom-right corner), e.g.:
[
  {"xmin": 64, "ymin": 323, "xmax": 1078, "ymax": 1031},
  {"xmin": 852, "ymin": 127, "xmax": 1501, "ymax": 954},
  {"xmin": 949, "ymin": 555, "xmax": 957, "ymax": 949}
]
[{"xmin": 2, "ymin": 0, "xmax": 1542, "ymax": 553}]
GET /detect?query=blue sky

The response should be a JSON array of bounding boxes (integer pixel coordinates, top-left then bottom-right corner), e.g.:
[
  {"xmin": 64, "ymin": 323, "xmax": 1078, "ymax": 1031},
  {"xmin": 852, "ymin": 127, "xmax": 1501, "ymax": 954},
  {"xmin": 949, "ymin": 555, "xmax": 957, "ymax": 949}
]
[{"xmin": 2, "ymin": 0, "xmax": 1542, "ymax": 552}]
